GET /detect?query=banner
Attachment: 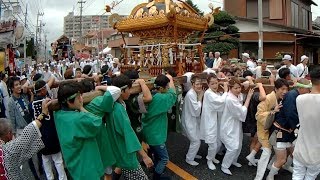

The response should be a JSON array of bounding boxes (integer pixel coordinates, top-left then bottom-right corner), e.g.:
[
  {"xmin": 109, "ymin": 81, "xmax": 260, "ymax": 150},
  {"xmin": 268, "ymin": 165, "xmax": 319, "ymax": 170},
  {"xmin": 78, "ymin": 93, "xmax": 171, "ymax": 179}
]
[{"xmin": 0, "ymin": 51, "xmax": 5, "ymax": 72}]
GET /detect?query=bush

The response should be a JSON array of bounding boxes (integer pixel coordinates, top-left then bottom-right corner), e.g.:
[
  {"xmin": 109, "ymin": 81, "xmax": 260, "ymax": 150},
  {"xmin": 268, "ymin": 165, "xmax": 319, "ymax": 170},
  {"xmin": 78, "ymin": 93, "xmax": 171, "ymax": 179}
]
[
  {"xmin": 225, "ymin": 25, "xmax": 239, "ymax": 34},
  {"xmin": 204, "ymin": 31, "xmax": 225, "ymax": 39},
  {"xmin": 204, "ymin": 42, "xmax": 236, "ymax": 55},
  {"xmin": 214, "ymin": 11, "xmax": 236, "ymax": 27}
]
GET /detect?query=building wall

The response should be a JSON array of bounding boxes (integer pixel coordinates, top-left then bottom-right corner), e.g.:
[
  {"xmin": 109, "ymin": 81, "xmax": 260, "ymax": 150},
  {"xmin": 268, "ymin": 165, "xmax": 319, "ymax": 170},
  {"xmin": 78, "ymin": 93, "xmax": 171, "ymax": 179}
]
[
  {"xmin": 224, "ymin": 0, "xmax": 247, "ymax": 17},
  {"xmin": 238, "ymin": 32, "xmax": 296, "ymax": 63},
  {"xmin": 263, "ymin": 43, "xmax": 294, "ymax": 59},
  {"xmin": 240, "ymin": 32, "xmax": 295, "ymax": 42},
  {"xmin": 236, "ymin": 20, "xmax": 288, "ymax": 32},
  {"xmin": 225, "ymin": 0, "xmax": 313, "ymax": 31},
  {"xmin": 63, "ymin": 12, "xmax": 126, "ymax": 40}
]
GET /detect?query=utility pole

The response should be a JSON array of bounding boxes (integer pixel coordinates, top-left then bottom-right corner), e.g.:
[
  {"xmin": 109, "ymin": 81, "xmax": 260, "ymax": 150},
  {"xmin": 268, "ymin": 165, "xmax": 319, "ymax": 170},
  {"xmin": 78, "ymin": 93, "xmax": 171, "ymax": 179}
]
[
  {"xmin": 24, "ymin": 3, "xmax": 27, "ymax": 66},
  {"xmin": 44, "ymin": 33, "xmax": 47, "ymax": 62},
  {"xmin": 0, "ymin": 1, "xmax": 19, "ymax": 20},
  {"xmin": 35, "ymin": 11, "xmax": 44, "ymax": 61},
  {"xmin": 38, "ymin": 20, "xmax": 45, "ymax": 61},
  {"xmin": 100, "ymin": 16, "xmax": 103, "ymax": 59},
  {"xmin": 78, "ymin": 0, "xmax": 86, "ymax": 43},
  {"xmin": 258, "ymin": 0, "xmax": 263, "ymax": 59},
  {"xmin": 35, "ymin": 11, "xmax": 44, "ymax": 46}
]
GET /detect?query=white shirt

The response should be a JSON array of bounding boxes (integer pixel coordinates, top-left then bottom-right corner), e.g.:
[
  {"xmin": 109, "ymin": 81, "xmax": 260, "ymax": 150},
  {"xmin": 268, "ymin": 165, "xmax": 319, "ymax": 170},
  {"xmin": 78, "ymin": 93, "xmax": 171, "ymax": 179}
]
[
  {"xmin": 42, "ymin": 71, "xmax": 52, "ymax": 82},
  {"xmin": 247, "ymin": 60, "xmax": 257, "ymax": 73},
  {"xmin": 181, "ymin": 89, "xmax": 202, "ymax": 142},
  {"xmin": 280, "ymin": 64, "xmax": 299, "ymax": 79},
  {"xmin": 254, "ymin": 66, "xmax": 271, "ymax": 79},
  {"xmin": 0, "ymin": 81, "xmax": 9, "ymax": 117},
  {"xmin": 200, "ymin": 90, "xmax": 227, "ymax": 144},
  {"xmin": 294, "ymin": 94, "xmax": 320, "ymax": 166},
  {"xmin": 220, "ymin": 92, "xmax": 247, "ymax": 150},
  {"xmin": 296, "ymin": 63, "xmax": 309, "ymax": 78},
  {"xmin": 212, "ymin": 57, "xmax": 222, "ymax": 69}
]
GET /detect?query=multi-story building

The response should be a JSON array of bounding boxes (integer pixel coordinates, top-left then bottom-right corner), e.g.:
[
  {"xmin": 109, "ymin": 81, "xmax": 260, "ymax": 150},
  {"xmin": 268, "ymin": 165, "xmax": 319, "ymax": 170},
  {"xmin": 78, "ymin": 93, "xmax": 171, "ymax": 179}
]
[
  {"xmin": 224, "ymin": 0, "xmax": 320, "ymax": 65},
  {"xmin": 63, "ymin": 12, "xmax": 126, "ymax": 41},
  {"xmin": 313, "ymin": 16, "xmax": 320, "ymax": 33},
  {"xmin": 83, "ymin": 28, "xmax": 117, "ymax": 55}
]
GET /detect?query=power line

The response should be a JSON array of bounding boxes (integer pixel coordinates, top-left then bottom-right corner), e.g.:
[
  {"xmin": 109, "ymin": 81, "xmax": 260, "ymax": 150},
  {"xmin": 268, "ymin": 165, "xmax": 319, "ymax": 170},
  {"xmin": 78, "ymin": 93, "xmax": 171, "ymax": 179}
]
[
  {"xmin": 1, "ymin": 0, "xmax": 34, "ymax": 34},
  {"xmin": 17, "ymin": 0, "xmax": 37, "ymax": 31},
  {"xmin": 82, "ymin": 0, "xmax": 95, "ymax": 13}
]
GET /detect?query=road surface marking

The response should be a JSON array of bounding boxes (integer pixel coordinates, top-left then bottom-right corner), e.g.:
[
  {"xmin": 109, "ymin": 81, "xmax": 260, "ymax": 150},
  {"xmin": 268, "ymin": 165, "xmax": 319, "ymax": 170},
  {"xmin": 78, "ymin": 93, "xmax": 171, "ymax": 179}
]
[{"xmin": 142, "ymin": 142, "xmax": 198, "ymax": 180}]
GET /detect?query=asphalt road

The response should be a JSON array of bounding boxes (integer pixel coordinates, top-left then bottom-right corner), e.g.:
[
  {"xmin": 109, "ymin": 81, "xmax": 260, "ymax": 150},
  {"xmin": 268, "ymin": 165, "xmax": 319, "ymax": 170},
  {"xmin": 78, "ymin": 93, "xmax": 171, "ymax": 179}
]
[
  {"xmin": 27, "ymin": 132, "xmax": 319, "ymax": 180},
  {"xmin": 163, "ymin": 132, "xmax": 319, "ymax": 180}
]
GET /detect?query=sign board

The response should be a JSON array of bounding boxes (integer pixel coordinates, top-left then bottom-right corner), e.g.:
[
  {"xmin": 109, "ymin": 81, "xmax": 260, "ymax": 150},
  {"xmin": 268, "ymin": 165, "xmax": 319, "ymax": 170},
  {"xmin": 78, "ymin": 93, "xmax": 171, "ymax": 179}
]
[{"xmin": 0, "ymin": 20, "xmax": 17, "ymax": 33}]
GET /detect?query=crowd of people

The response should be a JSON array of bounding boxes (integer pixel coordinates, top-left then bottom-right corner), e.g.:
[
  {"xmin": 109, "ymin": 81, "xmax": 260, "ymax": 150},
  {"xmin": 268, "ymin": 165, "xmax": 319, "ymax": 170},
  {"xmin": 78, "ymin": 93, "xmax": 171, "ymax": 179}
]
[
  {"xmin": 0, "ymin": 51, "xmax": 318, "ymax": 180},
  {"xmin": 181, "ymin": 51, "xmax": 319, "ymax": 180}
]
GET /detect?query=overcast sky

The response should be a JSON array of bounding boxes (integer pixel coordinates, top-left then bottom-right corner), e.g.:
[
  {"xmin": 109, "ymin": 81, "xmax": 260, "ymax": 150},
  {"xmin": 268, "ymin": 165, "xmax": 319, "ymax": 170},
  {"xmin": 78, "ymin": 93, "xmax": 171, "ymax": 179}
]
[{"xmin": 22, "ymin": 0, "xmax": 320, "ymax": 44}]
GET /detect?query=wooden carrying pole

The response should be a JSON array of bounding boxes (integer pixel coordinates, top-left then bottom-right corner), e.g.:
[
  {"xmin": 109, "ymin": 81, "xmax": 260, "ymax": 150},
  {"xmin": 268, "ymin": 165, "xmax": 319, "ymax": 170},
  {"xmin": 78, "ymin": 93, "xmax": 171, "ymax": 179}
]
[{"xmin": 48, "ymin": 74, "xmax": 285, "ymax": 111}]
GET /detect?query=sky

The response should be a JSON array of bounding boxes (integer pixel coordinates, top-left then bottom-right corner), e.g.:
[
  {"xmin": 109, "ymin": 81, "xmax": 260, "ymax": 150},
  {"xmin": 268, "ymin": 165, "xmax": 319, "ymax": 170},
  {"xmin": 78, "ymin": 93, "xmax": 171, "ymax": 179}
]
[{"xmin": 21, "ymin": 0, "xmax": 320, "ymax": 45}]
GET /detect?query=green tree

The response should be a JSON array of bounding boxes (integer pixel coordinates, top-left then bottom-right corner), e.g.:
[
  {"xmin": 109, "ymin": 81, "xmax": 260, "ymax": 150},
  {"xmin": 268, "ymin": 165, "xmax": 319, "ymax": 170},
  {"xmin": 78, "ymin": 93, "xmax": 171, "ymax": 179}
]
[
  {"xmin": 185, "ymin": 0, "xmax": 203, "ymax": 15},
  {"xmin": 204, "ymin": 11, "xmax": 239, "ymax": 55},
  {"xmin": 26, "ymin": 38, "xmax": 37, "ymax": 58},
  {"xmin": 185, "ymin": 1, "xmax": 239, "ymax": 56}
]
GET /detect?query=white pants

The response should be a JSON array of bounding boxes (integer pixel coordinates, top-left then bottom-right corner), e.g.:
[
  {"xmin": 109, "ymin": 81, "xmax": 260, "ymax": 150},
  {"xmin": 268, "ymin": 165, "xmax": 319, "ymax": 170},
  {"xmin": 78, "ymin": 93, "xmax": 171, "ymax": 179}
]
[
  {"xmin": 292, "ymin": 158, "xmax": 320, "ymax": 180},
  {"xmin": 207, "ymin": 142, "xmax": 217, "ymax": 161},
  {"xmin": 42, "ymin": 152, "xmax": 68, "ymax": 180},
  {"xmin": 186, "ymin": 140, "xmax": 201, "ymax": 161},
  {"xmin": 221, "ymin": 133, "xmax": 243, "ymax": 169}
]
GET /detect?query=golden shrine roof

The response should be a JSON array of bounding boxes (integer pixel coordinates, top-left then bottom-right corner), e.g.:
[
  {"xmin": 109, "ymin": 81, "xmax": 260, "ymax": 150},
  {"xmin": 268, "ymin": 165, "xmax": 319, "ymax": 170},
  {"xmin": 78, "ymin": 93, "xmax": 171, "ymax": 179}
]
[{"xmin": 114, "ymin": 0, "xmax": 209, "ymax": 37}]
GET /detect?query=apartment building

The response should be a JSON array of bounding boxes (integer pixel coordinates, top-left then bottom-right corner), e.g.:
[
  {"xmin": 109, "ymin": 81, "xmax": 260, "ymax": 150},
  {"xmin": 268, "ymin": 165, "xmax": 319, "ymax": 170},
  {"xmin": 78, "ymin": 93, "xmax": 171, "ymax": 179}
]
[{"xmin": 63, "ymin": 12, "xmax": 125, "ymax": 41}]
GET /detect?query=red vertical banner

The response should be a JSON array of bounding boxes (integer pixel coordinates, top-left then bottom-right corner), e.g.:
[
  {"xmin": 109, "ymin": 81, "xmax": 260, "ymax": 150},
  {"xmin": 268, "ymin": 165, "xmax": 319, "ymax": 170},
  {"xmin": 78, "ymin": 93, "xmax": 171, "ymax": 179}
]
[{"xmin": 7, "ymin": 45, "xmax": 15, "ymax": 76}]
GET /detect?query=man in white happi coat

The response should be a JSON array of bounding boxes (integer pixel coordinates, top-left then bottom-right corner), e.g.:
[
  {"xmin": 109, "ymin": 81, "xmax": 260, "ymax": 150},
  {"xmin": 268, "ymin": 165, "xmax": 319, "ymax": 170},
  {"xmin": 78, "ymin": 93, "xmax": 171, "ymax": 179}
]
[
  {"xmin": 242, "ymin": 53, "xmax": 256, "ymax": 73},
  {"xmin": 292, "ymin": 66, "xmax": 320, "ymax": 180},
  {"xmin": 279, "ymin": 54, "xmax": 299, "ymax": 79},
  {"xmin": 296, "ymin": 55, "xmax": 309, "ymax": 78},
  {"xmin": 212, "ymin": 52, "xmax": 222, "ymax": 71},
  {"xmin": 200, "ymin": 74, "xmax": 228, "ymax": 170},
  {"xmin": 181, "ymin": 75, "xmax": 203, "ymax": 166}
]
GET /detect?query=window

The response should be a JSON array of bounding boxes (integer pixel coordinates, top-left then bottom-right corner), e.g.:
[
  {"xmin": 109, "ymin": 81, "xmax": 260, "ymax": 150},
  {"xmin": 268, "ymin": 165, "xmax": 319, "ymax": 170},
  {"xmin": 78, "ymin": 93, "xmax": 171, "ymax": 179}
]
[
  {"xmin": 291, "ymin": 2, "xmax": 299, "ymax": 28},
  {"xmin": 302, "ymin": 8, "xmax": 309, "ymax": 30}
]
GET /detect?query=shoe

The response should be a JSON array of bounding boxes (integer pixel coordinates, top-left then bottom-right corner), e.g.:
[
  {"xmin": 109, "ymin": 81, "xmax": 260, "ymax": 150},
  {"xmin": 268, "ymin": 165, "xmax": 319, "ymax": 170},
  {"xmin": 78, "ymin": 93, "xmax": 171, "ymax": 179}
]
[
  {"xmin": 207, "ymin": 160, "xmax": 216, "ymax": 170},
  {"xmin": 186, "ymin": 160, "xmax": 199, "ymax": 166},
  {"xmin": 212, "ymin": 158, "xmax": 220, "ymax": 164},
  {"xmin": 246, "ymin": 154, "xmax": 257, "ymax": 166},
  {"xmin": 232, "ymin": 162, "xmax": 242, "ymax": 168},
  {"xmin": 221, "ymin": 167, "xmax": 232, "ymax": 175},
  {"xmin": 248, "ymin": 159, "xmax": 259, "ymax": 166},
  {"xmin": 195, "ymin": 155, "xmax": 202, "ymax": 159}
]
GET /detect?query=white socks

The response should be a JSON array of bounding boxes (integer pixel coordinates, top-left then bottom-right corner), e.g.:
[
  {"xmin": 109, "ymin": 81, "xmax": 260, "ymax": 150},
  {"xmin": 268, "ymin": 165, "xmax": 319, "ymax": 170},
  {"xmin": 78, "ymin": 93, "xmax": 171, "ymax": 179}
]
[
  {"xmin": 246, "ymin": 150, "xmax": 258, "ymax": 166},
  {"xmin": 212, "ymin": 158, "xmax": 220, "ymax": 164},
  {"xmin": 266, "ymin": 164, "xmax": 279, "ymax": 180},
  {"xmin": 282, "ymin": 156, "xmax": 293, "ymax": 173}
]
